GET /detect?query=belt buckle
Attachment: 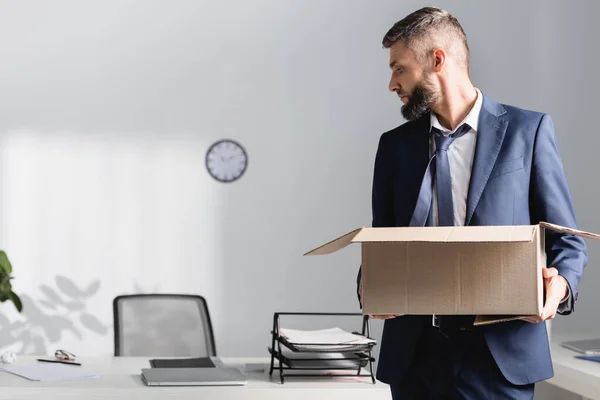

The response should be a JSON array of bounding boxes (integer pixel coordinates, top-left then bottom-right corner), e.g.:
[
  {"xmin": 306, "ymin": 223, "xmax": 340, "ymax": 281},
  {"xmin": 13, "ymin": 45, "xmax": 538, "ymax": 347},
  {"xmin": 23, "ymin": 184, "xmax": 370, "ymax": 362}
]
[{"xmin": 432, "ymin": 314, "xmax": 440, "ymax": 328}]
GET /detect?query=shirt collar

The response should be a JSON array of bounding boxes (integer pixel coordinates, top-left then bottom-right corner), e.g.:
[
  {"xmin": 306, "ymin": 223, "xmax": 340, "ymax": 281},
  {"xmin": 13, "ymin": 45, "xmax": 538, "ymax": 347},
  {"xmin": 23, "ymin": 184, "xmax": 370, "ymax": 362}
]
[{"xmin": 430, "ymin": 88, "xmax": 483, "ymax": 134}]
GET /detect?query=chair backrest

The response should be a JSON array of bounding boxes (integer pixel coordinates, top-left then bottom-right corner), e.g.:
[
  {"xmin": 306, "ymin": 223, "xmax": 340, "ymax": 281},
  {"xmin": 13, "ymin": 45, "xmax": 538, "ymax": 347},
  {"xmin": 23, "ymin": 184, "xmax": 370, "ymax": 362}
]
[{"xmin": 113, "ymin": 294, "xmax": 216, "ymax": 357}]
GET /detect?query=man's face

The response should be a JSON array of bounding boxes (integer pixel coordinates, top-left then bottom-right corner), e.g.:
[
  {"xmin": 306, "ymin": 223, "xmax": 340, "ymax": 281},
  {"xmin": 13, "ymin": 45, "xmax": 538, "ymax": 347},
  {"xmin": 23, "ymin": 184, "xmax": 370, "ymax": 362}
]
[{"xmin": 388, "ymin": 41, "xmax": 438, "ymax": 121}]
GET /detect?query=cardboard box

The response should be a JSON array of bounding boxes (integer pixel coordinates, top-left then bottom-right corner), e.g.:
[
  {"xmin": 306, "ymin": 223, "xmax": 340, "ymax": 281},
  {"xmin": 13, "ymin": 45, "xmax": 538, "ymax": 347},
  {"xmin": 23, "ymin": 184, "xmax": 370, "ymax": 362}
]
[{"xmin": 304, "ymin": 222, "xmax": 599, "ymax": 325}]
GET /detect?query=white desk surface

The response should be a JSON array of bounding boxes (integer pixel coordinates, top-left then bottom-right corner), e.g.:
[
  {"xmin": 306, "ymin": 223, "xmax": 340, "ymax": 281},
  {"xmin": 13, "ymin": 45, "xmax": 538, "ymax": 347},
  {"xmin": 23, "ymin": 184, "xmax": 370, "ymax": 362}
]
[
  {"xmin": 547, "ymin": 334, "xmax": 600, "ymax": 400},
  {"xmin": 2, "ymin": 336, "xmax": 596, "ymax": 400},
  {"xmin": 0, "ymin": 356, "xmax": 391, "ymax": 400}
]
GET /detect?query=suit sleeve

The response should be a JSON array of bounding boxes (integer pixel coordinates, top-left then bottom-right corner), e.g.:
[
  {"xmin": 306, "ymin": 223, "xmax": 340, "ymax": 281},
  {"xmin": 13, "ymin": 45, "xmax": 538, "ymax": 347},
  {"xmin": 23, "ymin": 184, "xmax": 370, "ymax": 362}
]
[
  {"xmin": 529, "ymin": 114, "xmax": 587, "ymax": 315},
  {"xmin": 357, "ymin": 132, "xmax": 395, "ymax": 307}
]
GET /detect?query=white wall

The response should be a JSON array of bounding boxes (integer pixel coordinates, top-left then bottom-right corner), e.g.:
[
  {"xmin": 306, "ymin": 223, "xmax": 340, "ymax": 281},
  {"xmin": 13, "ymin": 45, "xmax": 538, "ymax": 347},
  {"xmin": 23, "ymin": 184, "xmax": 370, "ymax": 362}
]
[
  {"xmin": 0, "ymin": 0, "xmax": 395, "ymax": 357},
  {"xmin": 0, "ymin": 3, "xmax": 597, "ymax": 390}
]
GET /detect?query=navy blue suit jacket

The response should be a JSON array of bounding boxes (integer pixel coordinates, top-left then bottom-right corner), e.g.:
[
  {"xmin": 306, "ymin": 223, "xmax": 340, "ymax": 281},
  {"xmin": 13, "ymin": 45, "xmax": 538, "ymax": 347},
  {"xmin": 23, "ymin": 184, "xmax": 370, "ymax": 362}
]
[{"xmin": 359, "ymin": 94, "xmax": 587, "ymax": 385}]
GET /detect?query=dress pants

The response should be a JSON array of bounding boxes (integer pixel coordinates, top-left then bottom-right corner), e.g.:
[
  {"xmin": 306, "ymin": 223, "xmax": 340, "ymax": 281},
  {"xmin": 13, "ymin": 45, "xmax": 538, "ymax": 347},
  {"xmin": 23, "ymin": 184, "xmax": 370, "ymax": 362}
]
[{"xmin": 390, "ymin": 322, "xmax": 535, "ymax": 400}]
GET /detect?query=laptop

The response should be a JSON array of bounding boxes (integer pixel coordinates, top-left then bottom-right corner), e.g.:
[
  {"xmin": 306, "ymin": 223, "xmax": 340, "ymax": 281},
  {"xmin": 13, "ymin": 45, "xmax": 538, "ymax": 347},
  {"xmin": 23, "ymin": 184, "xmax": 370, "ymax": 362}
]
[
  {"xmin": 141, "ymin": 356, "xmax": 247, "ymax": 386},
  {"xmin": 141, "ymin": 367, "xmax": 247, "ymax": 386},
  {"xmin": 149, "ymin": 356, "xmax": 217, "ymax": 369},
  {"xmin": 561, "ymin": 338, "xmax": 600, "ymax": 355}
]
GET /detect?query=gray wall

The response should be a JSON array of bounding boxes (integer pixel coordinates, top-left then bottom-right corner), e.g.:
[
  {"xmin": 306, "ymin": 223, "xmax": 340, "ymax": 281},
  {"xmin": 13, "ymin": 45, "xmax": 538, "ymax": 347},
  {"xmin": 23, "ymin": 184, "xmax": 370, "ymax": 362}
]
[{"xmin": 0, "ymin": 2, "xmax": 597, "ymax": 394}]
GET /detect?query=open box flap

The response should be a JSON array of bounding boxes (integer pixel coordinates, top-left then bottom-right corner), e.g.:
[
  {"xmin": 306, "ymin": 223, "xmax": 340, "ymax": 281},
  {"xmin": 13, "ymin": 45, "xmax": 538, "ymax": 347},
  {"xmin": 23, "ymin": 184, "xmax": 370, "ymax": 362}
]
[
  {"xmin": 540, "ymin": 222, "xmax": 600, "ymax": 241},
  {"xmin": 352, "ymin": 225, "xmax": 535, "ymax": 243},
  {"xmin": 303, "ymin": 228, "xmax": 363, "ymax": 256}
]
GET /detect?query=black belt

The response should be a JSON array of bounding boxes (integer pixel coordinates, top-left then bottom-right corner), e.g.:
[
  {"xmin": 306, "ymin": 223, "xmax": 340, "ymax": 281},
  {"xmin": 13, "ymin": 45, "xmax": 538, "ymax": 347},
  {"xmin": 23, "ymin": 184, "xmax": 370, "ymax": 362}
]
[{"xmin": 432, "ymin": 315, "xmax": 476, "ymax": 333}]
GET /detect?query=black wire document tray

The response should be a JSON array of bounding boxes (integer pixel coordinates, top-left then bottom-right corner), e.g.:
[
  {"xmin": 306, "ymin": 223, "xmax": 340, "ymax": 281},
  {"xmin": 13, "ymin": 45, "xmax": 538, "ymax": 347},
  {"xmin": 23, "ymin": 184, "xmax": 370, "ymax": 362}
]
[
  {"xmin": 274, "ymin": 349, "xmax": 369, "ymax": 368},
  {"xmin": 268, "ymin": 312, "xmax": 376, "ymax": 384}
]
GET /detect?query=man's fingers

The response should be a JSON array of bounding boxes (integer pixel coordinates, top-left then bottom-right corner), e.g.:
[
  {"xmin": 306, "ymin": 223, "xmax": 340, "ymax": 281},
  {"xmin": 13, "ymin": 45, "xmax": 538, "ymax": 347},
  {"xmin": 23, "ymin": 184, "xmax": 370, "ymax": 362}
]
[
  {"xmin": 539, "ymin": 312, "xmax": 556, "ymax": 321},
  {"xmin": 369, "ymin": 314, "xmax": 400, "ymax": 320},
  {"xmin": 543, "ymin": 267, "xmax": 558, "ymax": 279},
  {"xmin": 523, "ymin": 316, "xmax": 541, "ymax": 323},
  {"xmin": 541, "ymin": 273, "xmax": 566, "ymax": 319},
  {"xmin": 524, "ymin": 314, "xmax": 547, "ymax": 323},
  {"xmin": 541, "ymin": 301, "xmax": 559, "ymax": 320},
  {"xmin": 537, "ymin": 291, "xmax": 560, "ymax": 321},
  {"xmin": 524, "ymin": 310, "xmax": 557, "ymax": 323}
]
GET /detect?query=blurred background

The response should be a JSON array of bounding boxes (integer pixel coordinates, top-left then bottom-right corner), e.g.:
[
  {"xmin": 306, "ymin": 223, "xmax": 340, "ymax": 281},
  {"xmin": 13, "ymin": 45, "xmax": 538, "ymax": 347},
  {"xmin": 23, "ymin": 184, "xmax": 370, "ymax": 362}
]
[{"xmin": 0, "ymin": 1, "xmax": 597, "ymax": 397}]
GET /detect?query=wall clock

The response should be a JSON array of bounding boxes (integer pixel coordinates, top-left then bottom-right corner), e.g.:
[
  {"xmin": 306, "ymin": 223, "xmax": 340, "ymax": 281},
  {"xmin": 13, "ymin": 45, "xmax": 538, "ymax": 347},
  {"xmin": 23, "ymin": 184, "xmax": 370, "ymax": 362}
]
[{"xmin": 205, "ymin": 139, "xmax": 248, "ymax": 183}]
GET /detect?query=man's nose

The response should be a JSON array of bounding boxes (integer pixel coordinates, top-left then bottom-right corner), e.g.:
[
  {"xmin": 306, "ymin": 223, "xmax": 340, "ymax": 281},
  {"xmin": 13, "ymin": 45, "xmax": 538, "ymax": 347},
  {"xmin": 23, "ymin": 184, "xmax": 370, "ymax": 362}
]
[{"xmin": 389, "ymin": 76, "xmax": 400, "ymax": 92}]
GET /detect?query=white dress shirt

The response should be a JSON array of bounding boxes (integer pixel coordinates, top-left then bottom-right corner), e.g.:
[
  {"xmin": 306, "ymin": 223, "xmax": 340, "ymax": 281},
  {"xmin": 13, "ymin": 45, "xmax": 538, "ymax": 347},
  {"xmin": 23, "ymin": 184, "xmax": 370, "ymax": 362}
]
[{"xmin": 430, "ymin": 88, "xmax": 483, "ymax": 227}]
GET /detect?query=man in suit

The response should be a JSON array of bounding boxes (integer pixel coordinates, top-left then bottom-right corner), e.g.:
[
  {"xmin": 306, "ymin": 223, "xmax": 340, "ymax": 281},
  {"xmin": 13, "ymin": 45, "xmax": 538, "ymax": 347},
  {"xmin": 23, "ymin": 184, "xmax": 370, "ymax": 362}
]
[{"xmin": 356, "ymin": 7, "xmax": 588, "ymax": 399}]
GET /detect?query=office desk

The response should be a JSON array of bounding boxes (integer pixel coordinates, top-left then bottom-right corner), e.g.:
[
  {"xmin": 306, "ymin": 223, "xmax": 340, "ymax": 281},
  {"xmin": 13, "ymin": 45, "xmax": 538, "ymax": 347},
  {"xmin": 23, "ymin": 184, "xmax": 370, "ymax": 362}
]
[
  {"xmin": 0, "ymin": 356, "xmax": 391, "ymax": 400},
  {"xmin": 547, "ymin": 334, "xmax": 600, "ymax": 400}
]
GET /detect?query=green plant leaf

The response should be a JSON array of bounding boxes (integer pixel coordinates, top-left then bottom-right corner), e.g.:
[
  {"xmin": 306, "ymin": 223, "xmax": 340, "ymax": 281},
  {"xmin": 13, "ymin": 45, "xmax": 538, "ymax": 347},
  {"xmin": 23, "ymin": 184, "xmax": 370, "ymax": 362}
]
[
  {"xmin": 0, "ymin": 251, "xmax": 12, "ymax": 275},
  {"xmin": 8, "ymin": 292, "xmax": 22, "ymax": 312},
  {"xmin": 0, "ymin": 279, "xmax": 12, "ymax": 300},
  {"xmin": 0, "ymin": 252, "xmax": 21, "ymax": 313}
]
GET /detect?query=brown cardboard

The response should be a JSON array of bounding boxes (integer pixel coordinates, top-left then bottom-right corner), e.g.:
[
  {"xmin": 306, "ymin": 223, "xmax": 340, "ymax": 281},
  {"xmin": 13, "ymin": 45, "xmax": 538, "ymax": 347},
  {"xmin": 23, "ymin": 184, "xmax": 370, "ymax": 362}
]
[{"xmin": 305, "ymin": 223, "xmax": 600, "ymax": 325}]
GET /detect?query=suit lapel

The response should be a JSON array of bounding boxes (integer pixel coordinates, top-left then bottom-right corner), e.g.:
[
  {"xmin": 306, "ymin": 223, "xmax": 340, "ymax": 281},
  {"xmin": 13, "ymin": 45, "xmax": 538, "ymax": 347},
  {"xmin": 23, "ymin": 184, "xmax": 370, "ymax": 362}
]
[
  {"xmin": 465, "ymin": 95, "xmax": 508, "ymax": 225},
  {"xmin": 412, "ymin": 111, "xmax": 432, "ymax": 168},
  {"xmin": 402, "ymin": 112, "xmax": 432, "ymax": 225},
  {"xmin": 410, "ymin": 111, "xmax": 433, "ymax": 185}
]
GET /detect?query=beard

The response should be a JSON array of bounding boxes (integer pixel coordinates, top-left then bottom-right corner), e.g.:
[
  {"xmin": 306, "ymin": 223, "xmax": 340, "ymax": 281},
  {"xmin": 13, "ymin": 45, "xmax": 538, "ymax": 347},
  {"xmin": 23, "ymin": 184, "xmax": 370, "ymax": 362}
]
[{"xmin": 400, "ymin": 78, "xmax": 439, "ymax": 121}]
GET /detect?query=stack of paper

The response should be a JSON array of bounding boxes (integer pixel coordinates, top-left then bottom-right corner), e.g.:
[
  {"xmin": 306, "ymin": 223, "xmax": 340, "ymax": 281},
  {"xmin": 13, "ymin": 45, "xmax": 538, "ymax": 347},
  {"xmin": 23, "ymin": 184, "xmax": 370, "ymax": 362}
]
[
  {"xmin": 278, "ymin": 327, "xmax": 376, "ymax": 351},
  {"xmin": 0, "ymin": 363, "xmax": 99, "ymax": 381}
]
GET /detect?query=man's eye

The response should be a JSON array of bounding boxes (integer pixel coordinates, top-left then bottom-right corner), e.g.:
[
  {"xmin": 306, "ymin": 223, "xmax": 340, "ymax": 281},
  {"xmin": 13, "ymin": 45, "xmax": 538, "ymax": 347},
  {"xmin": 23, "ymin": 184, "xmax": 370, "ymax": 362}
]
[{"xmin": 397, "ymin": 67, "xmax": 404, "ymax": 74}]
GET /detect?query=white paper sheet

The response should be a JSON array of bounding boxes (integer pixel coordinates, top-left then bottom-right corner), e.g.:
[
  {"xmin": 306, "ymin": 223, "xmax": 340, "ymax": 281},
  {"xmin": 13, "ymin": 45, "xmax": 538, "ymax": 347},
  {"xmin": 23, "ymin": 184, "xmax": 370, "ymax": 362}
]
[
  {"xmin": 0, "ymin": 363, "xmax": 100, "ymax": 381},
  {"xmin": 278, "ymin": 327, "xmax": 376, "ymax": 345}
]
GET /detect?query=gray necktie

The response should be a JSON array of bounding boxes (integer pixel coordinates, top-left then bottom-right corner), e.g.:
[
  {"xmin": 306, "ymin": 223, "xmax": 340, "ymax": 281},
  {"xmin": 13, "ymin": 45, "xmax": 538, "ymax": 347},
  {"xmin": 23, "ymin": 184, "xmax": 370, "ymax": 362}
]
[{"xmin": 409, "ymin": 123, "xmax": 471, "ymax": 227}]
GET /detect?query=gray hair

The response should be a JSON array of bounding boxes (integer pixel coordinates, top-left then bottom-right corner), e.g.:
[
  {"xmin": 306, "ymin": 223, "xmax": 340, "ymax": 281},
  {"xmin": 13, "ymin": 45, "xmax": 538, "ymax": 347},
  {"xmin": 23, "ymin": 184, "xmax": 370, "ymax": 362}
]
[{"xmin": 383, "ymin": 7, "xmax": 469, "ymax": 69}]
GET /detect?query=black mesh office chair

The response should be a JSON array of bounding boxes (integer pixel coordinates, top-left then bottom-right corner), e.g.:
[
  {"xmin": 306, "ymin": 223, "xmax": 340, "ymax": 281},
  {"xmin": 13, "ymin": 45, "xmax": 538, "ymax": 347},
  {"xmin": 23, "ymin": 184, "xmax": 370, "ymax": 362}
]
[{"xmin": 113, "ymin": 294, "xmax": 216, "ymax": 357}]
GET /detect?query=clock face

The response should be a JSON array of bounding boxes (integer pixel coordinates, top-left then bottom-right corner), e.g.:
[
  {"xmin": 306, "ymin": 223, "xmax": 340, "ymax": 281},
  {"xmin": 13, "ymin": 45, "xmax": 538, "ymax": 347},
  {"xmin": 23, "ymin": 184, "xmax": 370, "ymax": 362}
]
[{"xmin": 205, "ymin": 139, "xmax": 248, "ymax": 183}]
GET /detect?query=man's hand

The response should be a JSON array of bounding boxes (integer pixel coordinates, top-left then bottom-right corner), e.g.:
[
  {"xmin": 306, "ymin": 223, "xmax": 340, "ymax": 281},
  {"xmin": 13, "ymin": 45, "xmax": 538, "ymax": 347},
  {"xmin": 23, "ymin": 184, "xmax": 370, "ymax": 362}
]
[
  {"xmin": 359, "ymin": 279, "xmax": 401, "ymax": 320},
  {"xmin": 523, "ymin": 267, "xmax": 568, "ymax": 323},
  {"xmin": 369, "ymin": 314, "xmax": 402, "ymax": 320},
  {"xmin": 358, "ymin": 277, "xmax": 362, "ymax": 300}
]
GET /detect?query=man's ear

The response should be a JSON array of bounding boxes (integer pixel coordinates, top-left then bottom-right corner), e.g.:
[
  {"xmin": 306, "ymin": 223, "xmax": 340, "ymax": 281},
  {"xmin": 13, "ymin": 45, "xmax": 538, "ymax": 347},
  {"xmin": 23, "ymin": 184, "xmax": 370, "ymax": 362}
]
[{"xmin": 432, "ymin": 48, "xmax": 446, "ymax": 72}]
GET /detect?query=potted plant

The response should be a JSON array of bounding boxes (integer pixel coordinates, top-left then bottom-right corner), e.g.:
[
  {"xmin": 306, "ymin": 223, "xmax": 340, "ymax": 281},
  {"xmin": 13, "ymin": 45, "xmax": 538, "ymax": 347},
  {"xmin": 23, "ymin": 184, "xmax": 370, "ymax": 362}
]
[{"xmin": 0, "ymin": 251, "xmax": 22, "ymax": 312}]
